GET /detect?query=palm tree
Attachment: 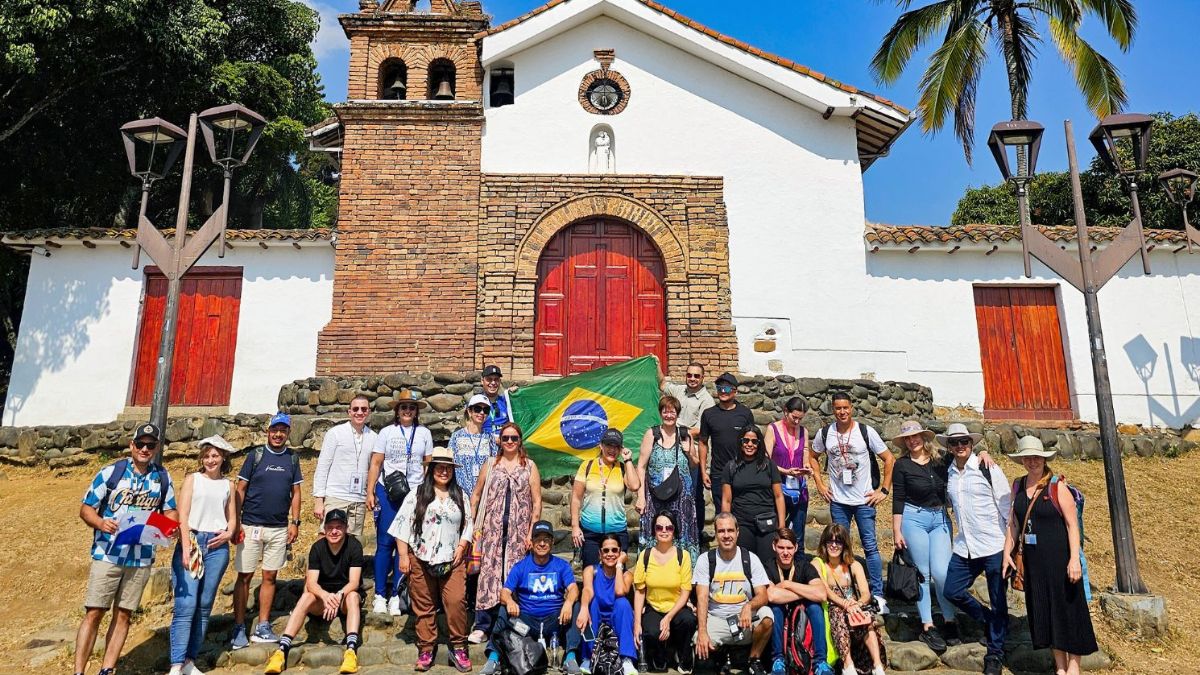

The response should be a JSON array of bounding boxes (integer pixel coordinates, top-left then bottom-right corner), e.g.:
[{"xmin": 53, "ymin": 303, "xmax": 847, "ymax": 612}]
[{"xmin": 871, "ymin": 0, "xmax": 1137, "ymax": 162}]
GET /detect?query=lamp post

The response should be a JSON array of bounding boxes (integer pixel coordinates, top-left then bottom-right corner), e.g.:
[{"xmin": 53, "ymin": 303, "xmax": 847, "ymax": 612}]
[
  {"xmin": 988, "ymin": 117, "xmax": 1151, "ymax": 595},
  {"xmin": 1159, "ymin": 168, "xmax": 1199, "ymax": 252},
  {"xmin": 122, "ymin": 104, "xmax": 266, "ymax": 461}
]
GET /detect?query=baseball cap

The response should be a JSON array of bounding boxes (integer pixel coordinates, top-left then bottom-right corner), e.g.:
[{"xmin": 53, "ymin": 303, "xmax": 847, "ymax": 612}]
[
  {"xmin": 531, "ymin": 520, "xmax": 554, "ymax": 539},
  {"xmin": 482, "ymin": 365, "xmax": 502, "ymax": 378},
  {"xmin": 268, "ymin": 412, "xmax": 291, "ymax": 428},
  {"xmin": 197, "ymin": 435, "xmax": 236, "ymax": 453},
  {"xmin": 467, "ymin": 393, "xmax": 491, "ymax": 409},
  {"xmin": 600, "ymin": 428, "xmax": 624, "ymax": 446},
  {"xmin": 715, "ymin": 372, "xmax": 739, "ymax": 387},
  {"xmin": 324, "ymin": 509, "xmax": 349, "ymax": 526},
  {"xmin": 134, "ymin": 422, "xmax": 160, "ymax": 440}
]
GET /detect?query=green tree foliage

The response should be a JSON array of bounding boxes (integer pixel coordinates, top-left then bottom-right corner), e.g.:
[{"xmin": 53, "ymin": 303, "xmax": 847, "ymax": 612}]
[
  {"xmin": 952, "ymin": 112, "xmax": 1200, "ymax": 230},
  {"xmin": 871, "ymin": 0, "xmax": 1137, "ymax": 162}
]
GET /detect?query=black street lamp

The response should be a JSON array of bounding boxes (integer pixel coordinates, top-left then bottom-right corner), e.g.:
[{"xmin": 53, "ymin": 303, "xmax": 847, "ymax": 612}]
[
  {"xmin": 1159, "ymin": 168, "xmax": 1199, "ymax": 252},
  {"xmin": 122, "ymin": 104, "xmax": 266, "ymax": 461},
  {"xmin": 1090, "ymin": 114, "xmax": 1155, "ymax": 273},
  {"xmin": 987, "ymin": 121, "xmax": 1044, "ymax": 277},
  {"xmin": 989, "ymin": 118, "xmax": 1151, "ymax": 596}
]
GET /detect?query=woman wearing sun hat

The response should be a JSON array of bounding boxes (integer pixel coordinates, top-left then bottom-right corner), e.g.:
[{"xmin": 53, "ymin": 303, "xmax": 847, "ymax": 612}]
[{"xmin": 1002, "ymin": 436, "xmax": 1096, "ymax": 675}]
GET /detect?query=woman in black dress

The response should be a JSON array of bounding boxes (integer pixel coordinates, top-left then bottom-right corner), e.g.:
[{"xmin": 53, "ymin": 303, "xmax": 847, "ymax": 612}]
[{"xmin": 1002, "ymin": 436, "xmax": 1097, "ymax": 675}]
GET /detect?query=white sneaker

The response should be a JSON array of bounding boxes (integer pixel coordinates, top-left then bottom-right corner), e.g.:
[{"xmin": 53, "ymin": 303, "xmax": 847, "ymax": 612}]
[
  {"xmin": 468, "ymin": 629, "xmax": 488, "ymax": 644},
  {"xmin": 873, "ymin": 595, "xmax": 889, "ymax": 615},
  {"xmin": 581, "ymin": 658, "xmax": 592, "ymax": 674},
  {"xmin": 168, "ymin": 666, "xmax": 183, "ymax": 675},
  {"xmin": 182, "ymin": 662, "xmax": 205, "ymax": 675},
  {"xmin": 371, "ymin": 594, "xmax": 388, "ymax": 614},
  {"xmin": 621, "ymin": 657, "xmax": 639, "ymax": 675},
  {"xmin": 388, "ymin": 594, "xmax": 403, "ymax": 616}
]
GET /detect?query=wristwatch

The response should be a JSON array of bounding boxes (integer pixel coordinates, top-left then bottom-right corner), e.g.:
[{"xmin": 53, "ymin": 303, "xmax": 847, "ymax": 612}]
[
  {"xmin": 879, "ymin": 488, "xmax": 890, "ymax": 496},
  {"xmin": 291, "ymin": 518, "xmax": 302, "ymax": 526}
]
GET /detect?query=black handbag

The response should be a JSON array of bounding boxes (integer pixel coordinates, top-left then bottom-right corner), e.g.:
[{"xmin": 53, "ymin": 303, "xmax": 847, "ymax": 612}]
[
  {"xmin": 649, "ymin": 427, "xmax": 683, "ymax": 503},
  {"xmin": 383, "ymin": 470, "xmax": 409, "ymax": 504},
  {"xmin": 753, "ymin": 511, "xmax": 779, "ymax": 535},
  {"xmin": 501, "ymin": 624, "xmax": 549, "ymax": 674},
  {"xmin": 885, "ymin": 547, "xmax": 925, "ymax": 602}
]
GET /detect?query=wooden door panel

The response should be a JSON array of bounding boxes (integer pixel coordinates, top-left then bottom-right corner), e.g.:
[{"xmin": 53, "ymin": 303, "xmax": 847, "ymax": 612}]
[
  {"xmin": 1010, "ymin": 287, "xmax": 1071, "ymax": 411},
  {"xmin": 973, "ymin": 286, "xmax": 1071, "ymax": 419}
]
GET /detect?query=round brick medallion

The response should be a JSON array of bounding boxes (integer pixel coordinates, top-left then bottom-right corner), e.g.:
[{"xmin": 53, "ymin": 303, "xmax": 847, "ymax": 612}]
[{"xmin": 578, "ymin": 69, "xmax": 630, "ymax": 115}]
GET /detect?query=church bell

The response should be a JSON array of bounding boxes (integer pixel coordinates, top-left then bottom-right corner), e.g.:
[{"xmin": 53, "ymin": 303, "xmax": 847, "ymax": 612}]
[
  {"xmin": 433, "ymin": 78, "xmax": 455, "ymax": 100},
  {"xmin": 386, "ymin": 75, "xmax": 407, "ymax": 100},
  {"xmin": 491, "ymin": 77, "xmax": 514, "ymax": 106}
]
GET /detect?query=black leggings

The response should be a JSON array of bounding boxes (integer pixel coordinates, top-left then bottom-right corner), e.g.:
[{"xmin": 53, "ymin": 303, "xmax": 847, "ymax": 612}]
[{"xmin": 640, "ymin": 604, "xmax": 697, "ymax": 659}]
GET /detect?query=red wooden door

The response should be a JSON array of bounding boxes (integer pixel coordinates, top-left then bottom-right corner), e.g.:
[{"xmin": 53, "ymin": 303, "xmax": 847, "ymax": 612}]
[
  {"xmin": 535, "ymin": 219, "xmax": 666, "ymax": 376},
  {"xmin": 130, "ymin": 267, "xmax": 243, "ymax": 406},
  {"xmin": 973, "ymin": 286, "xmax": 1073, "ymax": 420}
]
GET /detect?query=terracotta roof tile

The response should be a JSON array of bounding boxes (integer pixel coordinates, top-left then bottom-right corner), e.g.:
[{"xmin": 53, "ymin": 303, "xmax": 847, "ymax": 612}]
[
  {"xmin": 1, "ymin": 227, "xmax": 334, "ymax": 244},
  {"xmin": 477, "ymin": 0, "xmax": 908, "ymax": 116},
  {"xmin": 865, "ymin": 223, "xmax": 1188, "ymax": 247}
]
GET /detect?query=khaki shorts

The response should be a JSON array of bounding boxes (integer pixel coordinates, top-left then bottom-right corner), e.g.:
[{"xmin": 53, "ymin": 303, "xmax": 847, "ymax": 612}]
[
  {"xmin": 84, "ymin": 559, "xmax": 152, "ymax": 612},
  {"xmin": 322, "ymin": 497, "xmax": 366, "ymax": 537},
  {"xmin": 235, "ymin": 525, "xmax": 289, "ymax": 573},
  {"xmin": 706, "ymin": 606, "xmax": 773, "ymax": 647}
]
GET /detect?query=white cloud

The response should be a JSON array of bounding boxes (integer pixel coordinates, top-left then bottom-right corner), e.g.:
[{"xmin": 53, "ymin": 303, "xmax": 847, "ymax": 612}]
[{"xmin": 298, "ymin": 0, "xmax": 351, "ymax": 58}]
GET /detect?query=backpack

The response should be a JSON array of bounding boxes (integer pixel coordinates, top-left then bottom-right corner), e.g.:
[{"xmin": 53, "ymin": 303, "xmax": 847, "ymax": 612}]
[
  {"xmin": 96, "ymin": 458, "xmax": 168, "ymax": 515},
  {"xmin": 641, "ymin": 546, "xmax": 684, "ymax": 574},
  {"xmin": 1010, "ymin": 474, "xmax": 1092, "ymax": 602},
  {"xmin": 245, "ymin": 445, "xmax": 300, "ymax": 477},
  {"xmin": 815, "ymin": 422, "xmax": 881, "ymax": 490},
  {"xmin": 590, "ymin": 623, "xmax": 623, "ymax": 675},
  {"xmin": 650, "ymin": 425, "xmax": 689, "ymax": 445},
  {"xmin": 782, "ymin": 602, "xmax": 816, "ymax": 675},
  {"xmin": 706, "ymin": 547, "xmax": 754, "ymax": 599}
]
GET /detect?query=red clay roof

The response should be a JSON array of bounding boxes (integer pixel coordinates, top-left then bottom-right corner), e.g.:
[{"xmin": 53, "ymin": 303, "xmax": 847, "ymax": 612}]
[
  {"xmin": 866, "ymin": 223, "xmax": 1188, "ymax": 246},
  {"xmin": 1, "ymin": 227, "xmax": 334, "ymax": 243},
  {"xmin": 478, "ymin": 0, "xmax": 908, "ymax": 116}
]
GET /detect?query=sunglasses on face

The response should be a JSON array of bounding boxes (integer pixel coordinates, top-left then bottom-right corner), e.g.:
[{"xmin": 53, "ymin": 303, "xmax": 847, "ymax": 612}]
[
  {"xmin": 716, "ymin": 386, "xmax": 734, "ymax": 393},
  {"xmin": 470, "ymin": 405, "xmax": 491, "ymax": 414},
  {"xmin": 654, "ymin": 524, "xmax": 675, "ymax": 532},
  {"xmin": 432, "ymin": 464, "xmax": 452, "ymax": 472},
  {"xmin": 741, "ymin": 438, "xmax": 759, "ymax": 445},
  {"xmin": 500, "ymin": 435, "xmax": 520, "ymax": 442},
  {"xmin": 350, "ymin": 406, "xmax": 369, "ymax": 412},
  {"xmin": 947, "ymin": 438, "xmax": 972, "ymax": 447},
  {"xmin": 601, "ymin": 547, "xmax": 621, "ymax": 554},
  {"xmin": 134, "ymin": 440, "xmax": 158, "ymax": 450},
  {"xmin": 685, "ymin": 373, "xmax": 702, "ymax": 379},
  {"xmin": 826, "ymin": 540, "xmax": 845, "ymax": 547},
  {"xmin": 398, "ymin": 404, "xmax": 418, "ymax": 411}
]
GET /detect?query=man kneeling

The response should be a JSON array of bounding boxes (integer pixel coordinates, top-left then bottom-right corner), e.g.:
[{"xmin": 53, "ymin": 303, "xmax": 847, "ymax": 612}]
[
  {"xmin": 694, "ymin": 513, "xmax": 773, "ymax": 675},
  {"xmin": 481, "ymin": 520, "xmax": 584, "ymax": 675},
  {"xmin": 265, "ymin": 509, "xmax": 363, "ymax": 674}
]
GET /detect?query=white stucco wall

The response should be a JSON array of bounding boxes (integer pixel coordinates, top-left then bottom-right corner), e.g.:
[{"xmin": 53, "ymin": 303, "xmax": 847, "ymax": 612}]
[
  {"xmin": 4, "ymin": 241, "xmax": 334, "ymax": 426},
  {"xmin": 480, "ymin": 14, "xmax": 873, "ymax": 369}
]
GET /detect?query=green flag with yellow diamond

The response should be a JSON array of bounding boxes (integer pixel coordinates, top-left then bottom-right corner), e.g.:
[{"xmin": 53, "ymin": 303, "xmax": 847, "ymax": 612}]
[{"xmin": 511, "ymin": 356, "xmax": 661, "ymax": 477}]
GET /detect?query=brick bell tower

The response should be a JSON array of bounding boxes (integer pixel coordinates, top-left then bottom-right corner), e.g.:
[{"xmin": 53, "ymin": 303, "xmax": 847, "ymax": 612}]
[{"xmin": 316, "ymin": 0, "xmax": 489, "ymax": 375}]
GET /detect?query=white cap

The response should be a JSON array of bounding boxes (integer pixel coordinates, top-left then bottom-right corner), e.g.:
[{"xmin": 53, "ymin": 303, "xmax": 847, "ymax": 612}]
[
  {"xmin": 467, "ymin": 393, "xmax": 491, "ymax": 409},
  {"xmin": 197, "ymin": 435, "xmax": 236, "ymax": 453}
]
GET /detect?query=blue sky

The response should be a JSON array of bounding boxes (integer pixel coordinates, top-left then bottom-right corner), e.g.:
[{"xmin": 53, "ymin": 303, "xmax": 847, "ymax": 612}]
[{"xmin": 303, "ymin": 0, "xmax": 1200, "ymax": 225}]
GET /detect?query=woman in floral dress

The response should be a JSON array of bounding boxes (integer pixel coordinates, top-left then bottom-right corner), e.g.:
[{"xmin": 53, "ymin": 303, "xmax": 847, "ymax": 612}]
[
  {"xmin": 467, "ymin": 422, "xmax": 542, "ymax": 643},
  {"xmin": 636, "ymin": 395, "xmax": 700, "ymax": 567}
]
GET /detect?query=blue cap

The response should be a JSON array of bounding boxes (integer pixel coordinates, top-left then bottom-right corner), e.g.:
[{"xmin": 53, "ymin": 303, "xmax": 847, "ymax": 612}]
[
  {"xmin": 531, "ymin": 520, "xmax": 555, "ymax": 539},
  {"xmin": 268, "ymin": 412, "xmax": 291, "ymax": 428}
]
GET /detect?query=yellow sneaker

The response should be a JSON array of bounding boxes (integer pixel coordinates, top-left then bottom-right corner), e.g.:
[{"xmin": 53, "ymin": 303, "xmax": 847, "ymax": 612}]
[
  {"xmin": 263, "ymin": 649, "xmax": 286, "ymax": 674},
  {"xmin": 339, "ymin": 648, "xmax": 359, "ymax": 674}
]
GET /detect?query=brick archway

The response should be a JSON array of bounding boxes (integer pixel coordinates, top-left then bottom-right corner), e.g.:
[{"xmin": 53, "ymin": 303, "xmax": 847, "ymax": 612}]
[{"xmin": 515, "ymin": 193, "xmax": 686, "ymax": 282}]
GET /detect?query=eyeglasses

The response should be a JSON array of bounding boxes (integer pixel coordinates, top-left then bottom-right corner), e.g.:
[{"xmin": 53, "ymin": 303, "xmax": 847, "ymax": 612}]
[
  {"xmin": 741, "ymin": 438, "xmax": 759, "ymax": 445},
  {"xmin": 500, "ymin": 435, "xmax": 520, "ymax": 442},
  {"xmin": 685, "ymin": 373, "xmax": 702, "ymax": 379},
  {"xmin": 946, "ymin": 438, "xmax": 973, "ymax": 447},
  {"xmin": 470, "ymin": 405, "xmax": 491, "ymax": 414},
  {"xmin": 134, "ymin": 440, "xmax": 158, "ymax": 450},
  {"xmin": 349, "ymin": 406, "xmax": 370, "ymax": 412},
  {"xmin": 397, "ymin": 404, "xmax": 418, "ymax": 411},
  {"xmin": 826, "ymin": 540, "xmax": 845, "ymax": 548},
  {"xmin": 601, "ymin": 547, "xmax": 621, "ymax": 554},
  {"xmin": 432, "ymin": 464, "xmax": 452, "ymax": 471},
  {"xmin": 654, "ymin": 524, "xmax": 675, "ymax": 532}
]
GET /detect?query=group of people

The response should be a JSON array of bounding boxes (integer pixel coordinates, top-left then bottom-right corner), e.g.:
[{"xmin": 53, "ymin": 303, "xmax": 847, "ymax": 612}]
[{"xmin": 72, "ymin": 363, "xmax": 1098, "ymax": 675}]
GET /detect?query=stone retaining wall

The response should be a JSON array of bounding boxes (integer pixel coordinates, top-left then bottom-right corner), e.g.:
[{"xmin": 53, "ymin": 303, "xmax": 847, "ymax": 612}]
[{"xmin": 1, "ymin": 370, "xmax": 1194, "ymax": 466}]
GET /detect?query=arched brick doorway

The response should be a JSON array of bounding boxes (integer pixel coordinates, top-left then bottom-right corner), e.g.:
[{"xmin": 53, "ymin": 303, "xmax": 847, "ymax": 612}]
[{"xmin": 535, "ymin": 218, "xmax": 666, "ymax": 376}]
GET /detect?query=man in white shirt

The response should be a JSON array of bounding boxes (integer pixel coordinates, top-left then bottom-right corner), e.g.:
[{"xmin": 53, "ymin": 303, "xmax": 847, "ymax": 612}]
[
  {"xmin": 941, "ymin": 423, "xmax": 1011, "ymax": 675},
  {"xmin": 808, "ymin": 392, "xmax": 894, "ymax": 603},
  {"xmin": 313, "ymin": 395, "xmax": 378, "ymax": 537},
  {"xmin": 694, "ymin": 513, "xmax": 774, "ymax": 675}
]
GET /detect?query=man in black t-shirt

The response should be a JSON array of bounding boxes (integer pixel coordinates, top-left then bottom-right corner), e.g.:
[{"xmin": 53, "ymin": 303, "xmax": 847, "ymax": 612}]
[
  {"xmin": 264, "ymin": 510, "xmax": 364, "ymax": 674},
  {"xmin": 764, "ymin": 529, "xmax": 832, "ymax": 675},
  {"xmin": 699, "ymin": 372, "xmax": 755, "ymax": 525}
]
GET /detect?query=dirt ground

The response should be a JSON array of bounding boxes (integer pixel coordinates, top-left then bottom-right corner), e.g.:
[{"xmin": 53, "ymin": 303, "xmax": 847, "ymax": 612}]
[{"xmin": 1, "ymin": 452, "xmax": 1194, "ymax": 673}]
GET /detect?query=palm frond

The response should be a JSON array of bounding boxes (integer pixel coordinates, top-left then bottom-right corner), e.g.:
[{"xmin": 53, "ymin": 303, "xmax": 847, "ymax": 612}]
[
  {"xmin": 1080, "ymin": 0, "xmax": 1136, "ymax": 49},
  {"xmin": 1049, "ymin": 15, "xmax": 1128, "ymax": 117},
  {"xmin": 870, "ymin": 0, "xmax": 961, "ymax": 83},
  {"xmin": 916, "ymin": 18, "xmax": 989, "ymax": 158}
]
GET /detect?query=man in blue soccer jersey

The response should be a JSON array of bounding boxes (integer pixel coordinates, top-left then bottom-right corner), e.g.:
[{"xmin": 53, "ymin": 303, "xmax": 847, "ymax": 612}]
[{"xmin": 481, "ymin": 520, "xmax": 583, "ymax": 675}]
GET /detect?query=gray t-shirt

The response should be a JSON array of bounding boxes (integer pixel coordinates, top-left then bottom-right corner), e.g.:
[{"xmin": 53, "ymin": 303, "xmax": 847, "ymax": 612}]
[{"xmin": 693, "ymin": 548, "xmax": 770, "ymax": 618}]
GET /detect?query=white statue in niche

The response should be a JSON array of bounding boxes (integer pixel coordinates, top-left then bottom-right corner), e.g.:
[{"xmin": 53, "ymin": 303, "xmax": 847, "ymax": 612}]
[{"xmin": 589, "ymin": 128, "xmax": 615, "ymax": 173}]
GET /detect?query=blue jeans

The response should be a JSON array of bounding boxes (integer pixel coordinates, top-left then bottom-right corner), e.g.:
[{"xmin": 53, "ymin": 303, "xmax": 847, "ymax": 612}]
[
  {"xmin": 169, "ymin": 531, "xmax": 230, "ymax": 665},
  {"xmin": 372, "ymin": 483, "xmax": 403, "ymax": 597},
  {"xmin": 785, "ymin": 495, "xmax": 809, "ymax": 548},
  {"xmin": 944, "ymin": 552, "xmax": 1008, "ymax": 661},
  {"xmin": 829, "ymin": 502, "xmax": 883, "ymax": 596},
  {"xmin": 771, "ymin": 602, "xmax": 826, "ymax": 664},
  {"xmin": 487, "ymin": 604, "xmax": 582, "ymax": 660},
  {"xmin": 899, "ymin": 504, "xmax": 957, "ymax": 625}
]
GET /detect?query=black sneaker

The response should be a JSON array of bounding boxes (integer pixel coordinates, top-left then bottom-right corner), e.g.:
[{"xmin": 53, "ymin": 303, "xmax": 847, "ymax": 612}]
[
  {"xmin": 983, "ymin": 655, "xmax": 1003, "ymax": 675},
  {"xmin": 676, "ymin": 647, "xmax": 695, "ymax": 674},
  {"xmin": 748, "ymin": 660, "xmax": 769, "ymax": 675},
  {"xmin": 942, "ymin": 621, "xmax": 962, "ymax": 646},
  {"xmin": 919, "ymin": 626, "xmax": 948, "ymax": 654}
]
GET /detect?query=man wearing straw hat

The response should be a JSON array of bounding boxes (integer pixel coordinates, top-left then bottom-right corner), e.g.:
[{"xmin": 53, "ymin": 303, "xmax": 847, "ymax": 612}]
[
  {"xmin": 939, "ymin": 423, "xmax": 1011, "ymax": 675},
  {"xmin": 313, "ymin": 394, "xmax": 378, "ymax": 537}
]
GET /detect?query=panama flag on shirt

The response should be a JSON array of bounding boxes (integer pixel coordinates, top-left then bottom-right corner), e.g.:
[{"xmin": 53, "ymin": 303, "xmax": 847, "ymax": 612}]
[{"xmin": 112, "ymin": 511, "xmax": 180, "ymax": 548}]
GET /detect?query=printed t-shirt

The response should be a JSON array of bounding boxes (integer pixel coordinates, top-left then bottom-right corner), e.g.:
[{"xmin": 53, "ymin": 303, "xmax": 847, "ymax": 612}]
[
  {"xmin": 82, "ymin": 461, "xmax": 178, "ymax": 567},
  {"xmin": 575, "ymin": 459, "xmax": 627, "ymax": 533},
  {"xmin": 811, "ymin": 422, "xmax": 888, "ymax": 506},
  {"xmin": 693, "ymin": 548, "xmax": 770, "ymax": 619},
  {"xmin": 721, "ymin": 459, "xmax": 782, "ymax": 523},
  {"xmin": 238, "ymin": 447, "xmax": 304, "ymax": 527},
  {"xmin": 699, "ymin": 403, "xmax": 755, "ymax": 477},
  {"xmin": 308, "ymin": 535, "xmax": 365, "ymax": 593},
  {"xmin": 504, "ymin": 554, "xmax": 576, "ymax": 618},
  {"xmin": 482, "ymin": 393, "xmax": 512, "ymax": 439},
  {"xmin": 634, "ymin": 548, "xmax": 693, "ymax": 614},
  {"xmin": 374, "ymin": 423, "xmax": 434, "ymax": 490}
]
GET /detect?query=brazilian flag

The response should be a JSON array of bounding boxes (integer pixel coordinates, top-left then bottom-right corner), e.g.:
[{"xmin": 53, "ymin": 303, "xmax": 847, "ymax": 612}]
[{"xmin": 511, "ymin": 356, "xmax": 662, "ymax": 477}]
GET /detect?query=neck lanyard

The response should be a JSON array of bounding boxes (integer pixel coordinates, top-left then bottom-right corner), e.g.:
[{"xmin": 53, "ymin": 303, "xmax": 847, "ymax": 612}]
[
  {"xmin": 398, "ymin": 424, "xmax": 416, "ymax": 469},
  {"xmin": 835, "ymin": 423, "xmax": 856, "ymax": 470},
  {"xmin": 776, "ymin": 422, "xmax": 802, "ymax": 466},
  {"xmin": 776, "ymin": 563, "xmax": 795, "ymax": 583},
  {"xmin": 598, "ymin": 460, "xmax": 618, "ymax": 533},
  {"xmin": 351, "ymin": 426, "xmax": 364, "ymax": 466}
]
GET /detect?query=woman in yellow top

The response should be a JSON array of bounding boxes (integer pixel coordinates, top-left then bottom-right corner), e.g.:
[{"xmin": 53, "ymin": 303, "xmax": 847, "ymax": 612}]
[{"xmin": 633, "ymin": 510, "xmax": 696, "ymax": 673}]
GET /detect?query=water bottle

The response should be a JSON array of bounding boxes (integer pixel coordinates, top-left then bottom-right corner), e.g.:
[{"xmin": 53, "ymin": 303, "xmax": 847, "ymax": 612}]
[
  {"xmin": 537, "ymin": 619, "xmax": 548, "ymax": 653},
  {"xmin": 550, "ymin": 629, "xmax": 559, "ymax": 666}
]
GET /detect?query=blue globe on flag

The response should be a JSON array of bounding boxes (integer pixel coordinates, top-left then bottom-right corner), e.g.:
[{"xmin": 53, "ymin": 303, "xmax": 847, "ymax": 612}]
[{"xmin": 560, "ymin": 399, "xmax": 609, "ymax": 449}]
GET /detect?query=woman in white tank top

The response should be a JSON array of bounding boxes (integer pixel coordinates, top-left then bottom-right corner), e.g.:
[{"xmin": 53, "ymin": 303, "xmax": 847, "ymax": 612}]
[{"xmin": 169, "ymin": 436, "xmax": 238, "ymax": 675}]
